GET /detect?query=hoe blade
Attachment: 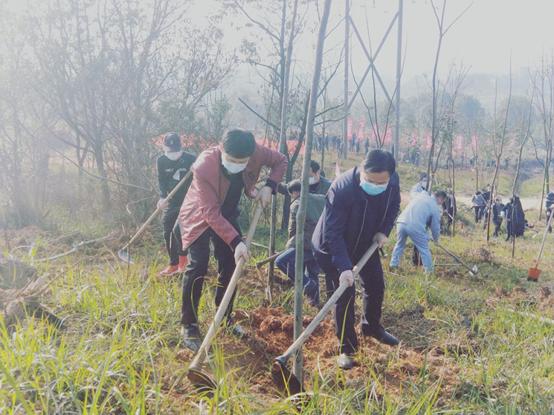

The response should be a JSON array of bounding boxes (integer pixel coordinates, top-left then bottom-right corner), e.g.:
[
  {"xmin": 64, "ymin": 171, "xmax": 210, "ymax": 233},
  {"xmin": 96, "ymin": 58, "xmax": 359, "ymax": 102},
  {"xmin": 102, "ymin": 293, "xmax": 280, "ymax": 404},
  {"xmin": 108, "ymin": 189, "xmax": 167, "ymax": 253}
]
[
  {"xmin": 117, "ymin": 249, "xmax": 133, "ymax": 264},
  {"xmin": 187, "ymin": 367, "xmax": 217, "ymax": 394},
  {"xmin": 271, "ymin": 359, "xmax": 303, "ymax": 396}
]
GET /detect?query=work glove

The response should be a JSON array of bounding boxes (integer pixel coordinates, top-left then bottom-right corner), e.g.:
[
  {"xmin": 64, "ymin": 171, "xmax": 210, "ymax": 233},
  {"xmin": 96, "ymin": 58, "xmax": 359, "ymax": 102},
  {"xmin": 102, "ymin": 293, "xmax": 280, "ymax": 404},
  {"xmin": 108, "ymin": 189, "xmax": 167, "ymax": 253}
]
[
  {"xmin": 255, "ymin": 185, "xmax": 273, "ymax": 208},
  {"xmin": 157, "ymin": 198, "xmax": 168, "ymax": 209},
  {"xmin": 339, "ymin": 270, "xmax": 354, "ymax": 287},
  {"xmin": 373, "ymin": 232, "xmax": 388, "ymax": 249},
  {"xmin": 234, "ymin": 241, "xmax": 250, "ymax": 264}
]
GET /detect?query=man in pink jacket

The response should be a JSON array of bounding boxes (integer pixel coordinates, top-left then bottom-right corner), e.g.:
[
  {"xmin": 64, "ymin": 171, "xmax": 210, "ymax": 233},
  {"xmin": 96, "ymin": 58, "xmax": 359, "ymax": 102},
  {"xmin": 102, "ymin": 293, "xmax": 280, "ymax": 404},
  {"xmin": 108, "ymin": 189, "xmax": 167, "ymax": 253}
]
[{"xmin": 179, "ymin": 129, "xmax": 287, "ymax": 351}]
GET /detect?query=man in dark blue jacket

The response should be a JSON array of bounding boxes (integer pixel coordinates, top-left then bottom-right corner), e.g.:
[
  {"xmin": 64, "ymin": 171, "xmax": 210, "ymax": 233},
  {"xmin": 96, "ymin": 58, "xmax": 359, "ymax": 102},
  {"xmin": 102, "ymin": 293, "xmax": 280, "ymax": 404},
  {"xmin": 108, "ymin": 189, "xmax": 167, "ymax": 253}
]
[{"xmin": 312, "ymin": 149, "xmax": 400, "ymax": 370}]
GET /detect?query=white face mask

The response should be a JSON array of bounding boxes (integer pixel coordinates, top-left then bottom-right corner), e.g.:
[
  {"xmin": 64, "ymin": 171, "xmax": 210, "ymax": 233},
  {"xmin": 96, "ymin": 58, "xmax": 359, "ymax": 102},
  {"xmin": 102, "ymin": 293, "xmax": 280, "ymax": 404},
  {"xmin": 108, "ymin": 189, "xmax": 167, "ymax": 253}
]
[
  {"xmin": 165, "ymin": 151, "xmax": 182, "ymax": 161},
  {"xmin": 309, "ymin": 176, "xmax": 318, "ymax": 185},
  {"xmin": 222, "ymin": 158, "xmax": 248, "ymax": 174}
]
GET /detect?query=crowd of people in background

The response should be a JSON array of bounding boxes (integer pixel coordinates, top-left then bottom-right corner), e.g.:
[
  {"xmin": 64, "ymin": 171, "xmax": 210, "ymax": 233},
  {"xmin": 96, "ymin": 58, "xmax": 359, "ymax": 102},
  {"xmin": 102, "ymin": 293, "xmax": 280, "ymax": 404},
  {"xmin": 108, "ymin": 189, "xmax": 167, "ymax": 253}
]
[
  {"xmin": 471, "ymin": 186, "xmax": 527, "ymax": 241},
  {"xmin": 312, "ymin": 134, "xmax": 370, "ymax": 156}
]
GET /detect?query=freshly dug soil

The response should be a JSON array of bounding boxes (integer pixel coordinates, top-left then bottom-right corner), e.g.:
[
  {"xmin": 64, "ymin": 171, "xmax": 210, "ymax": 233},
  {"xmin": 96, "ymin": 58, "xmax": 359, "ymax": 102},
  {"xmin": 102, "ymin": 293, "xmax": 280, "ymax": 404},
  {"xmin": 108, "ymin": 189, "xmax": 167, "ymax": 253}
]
[{"xmin": 248, "ymin": 306, "xmax": 336, "ymax": 357}]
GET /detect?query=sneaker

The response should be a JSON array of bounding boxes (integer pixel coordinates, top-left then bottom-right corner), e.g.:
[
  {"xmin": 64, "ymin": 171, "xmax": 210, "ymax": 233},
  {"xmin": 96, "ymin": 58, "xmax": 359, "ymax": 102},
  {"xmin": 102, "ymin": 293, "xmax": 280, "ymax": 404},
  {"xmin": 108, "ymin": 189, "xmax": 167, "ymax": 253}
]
[
  {"xmin": 182, "ymin": 324, "xmax": 203, "ymax": 352},
  {"xmin": 159, "ymin": 265, "xmax": 179, "ymax": 277},
  {"xmin": 363, "ymin": 325, "xmax": 400, "ymax": 346},
  {"xmin": 177, "ymin": 256, "xmax": 188, "ymax": 273},
  {"xmin": 337, "ymin": 353, "xmax": 356, "ymax": 370}
]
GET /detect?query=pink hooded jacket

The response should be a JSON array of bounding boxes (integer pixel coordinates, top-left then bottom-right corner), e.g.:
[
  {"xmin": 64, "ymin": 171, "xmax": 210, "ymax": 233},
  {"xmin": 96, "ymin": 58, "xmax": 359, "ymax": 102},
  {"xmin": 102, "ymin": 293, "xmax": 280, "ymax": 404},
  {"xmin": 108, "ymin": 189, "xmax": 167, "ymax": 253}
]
[{"xmin": 179, "ymin": 144, "xmax": 287, "ymax": 250}]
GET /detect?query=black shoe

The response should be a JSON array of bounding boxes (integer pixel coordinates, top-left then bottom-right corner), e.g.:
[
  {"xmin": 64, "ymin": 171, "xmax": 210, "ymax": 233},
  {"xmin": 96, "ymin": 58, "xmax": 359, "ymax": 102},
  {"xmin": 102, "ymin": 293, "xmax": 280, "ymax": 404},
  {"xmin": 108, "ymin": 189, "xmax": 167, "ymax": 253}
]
[
  {"xmin": 337, "ymin": 353, "xmax": 356, "ymax": 370},
  {"xmin": 182, "ymin": 324, "xmax": 202, "ymax": 352},
  {"xmin": 364, "ymin": 325, "xmax": 399, "ymax": 346}
]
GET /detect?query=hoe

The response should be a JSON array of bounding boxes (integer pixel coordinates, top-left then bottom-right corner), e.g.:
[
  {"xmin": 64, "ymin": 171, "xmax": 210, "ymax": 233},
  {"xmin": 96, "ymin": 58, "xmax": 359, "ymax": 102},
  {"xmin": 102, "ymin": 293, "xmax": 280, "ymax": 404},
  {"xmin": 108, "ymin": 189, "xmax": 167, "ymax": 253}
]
[
  {"xmin": 528, "ymin": 209, "xmax": 554, "ymax": 281},
  {"xmin": 117, "ymin": 171, "xmax": 193, "ymax": 264},
  {"xmin": 271, "ymin": 242, "xmax": 379, "ymax": 395},
  {"xmin": 435, "ymin": 242, "xmax": 479, "ymax": 276},
  {"xmin": 186, "ymin": 204, "xmax": 263, "ymax": 392}
]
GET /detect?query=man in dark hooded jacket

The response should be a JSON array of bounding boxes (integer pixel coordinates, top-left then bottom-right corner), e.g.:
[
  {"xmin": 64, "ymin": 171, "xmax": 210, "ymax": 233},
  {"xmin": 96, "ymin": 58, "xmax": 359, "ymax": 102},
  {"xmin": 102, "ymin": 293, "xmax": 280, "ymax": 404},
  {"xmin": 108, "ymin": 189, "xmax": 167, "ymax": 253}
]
[
  {"xmin": 312, "ymin": 149, "xmax": 400, "ymax": 370},
  {"xmin": 504, "ymin": 196, "xmax": 525, "ymax": 240}
]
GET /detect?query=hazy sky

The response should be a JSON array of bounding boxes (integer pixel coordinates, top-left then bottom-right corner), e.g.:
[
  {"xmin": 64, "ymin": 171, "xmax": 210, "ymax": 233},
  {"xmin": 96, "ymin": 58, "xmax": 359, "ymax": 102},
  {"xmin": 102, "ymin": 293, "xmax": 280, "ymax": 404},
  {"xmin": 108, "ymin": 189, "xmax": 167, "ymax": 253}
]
[
  {"xmin": 9, "ymin": 0, "xmax": 554, "ymax": 79},
  {"xmin": 192, "ymin": 0, "xmax": 554, "ymax": 83}
]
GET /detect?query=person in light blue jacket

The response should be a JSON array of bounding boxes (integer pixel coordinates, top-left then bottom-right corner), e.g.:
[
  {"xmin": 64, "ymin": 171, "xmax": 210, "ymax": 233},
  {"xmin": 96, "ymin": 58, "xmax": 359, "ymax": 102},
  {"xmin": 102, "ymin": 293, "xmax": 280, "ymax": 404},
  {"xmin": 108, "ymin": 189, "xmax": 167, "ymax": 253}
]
[{"xmin": 389, "ymin": 190, "xmax": 447, "ymax": 273}]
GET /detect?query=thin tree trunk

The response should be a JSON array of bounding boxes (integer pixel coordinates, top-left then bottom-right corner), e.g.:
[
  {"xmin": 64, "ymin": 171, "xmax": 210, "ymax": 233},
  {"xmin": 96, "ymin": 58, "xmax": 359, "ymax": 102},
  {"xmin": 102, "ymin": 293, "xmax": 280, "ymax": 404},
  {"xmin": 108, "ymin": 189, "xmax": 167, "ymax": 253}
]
[
  {"xmin": 539, "ymin": 167, "xmax": 546, "ymax": 221},
  {"xmin": 449, "ymin": 145, "xmax": 456, "ymax": 236},
  {"xmin": 92, "ymin": 143, "xmax": 112, "ymax": 213},
  {"xmin": 269, "ymin": 0, "xmax": 299, "ymax": 298},
  {"xmin": 426, "ymin": 25, "xmax": 444, "ymax": 190},
  {"xmin": 293, "ymin": 0, "xmax": 332, "ymax": 381},
  {"xmin": 513, "ymin": 97, "xmax": 534, "ymax": 196},
  {"xmin": 486, "ymin": 72, "xmax": 512, "ymax": 242},
  {"xmin": 342, "ymin": 0, "xmax": 350, "ymax": 160},
  {"xmin": 321, "ymin": 82, "xmax": 328, "ymax": 170}
]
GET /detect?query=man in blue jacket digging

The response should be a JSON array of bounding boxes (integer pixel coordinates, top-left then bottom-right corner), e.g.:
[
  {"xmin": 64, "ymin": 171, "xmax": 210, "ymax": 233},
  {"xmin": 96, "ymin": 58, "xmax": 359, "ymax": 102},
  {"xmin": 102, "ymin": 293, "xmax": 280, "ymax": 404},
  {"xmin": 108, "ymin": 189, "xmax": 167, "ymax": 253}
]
[{"xmin": 312, "ymin": 149, "xmax": 401, "ymax": 370}]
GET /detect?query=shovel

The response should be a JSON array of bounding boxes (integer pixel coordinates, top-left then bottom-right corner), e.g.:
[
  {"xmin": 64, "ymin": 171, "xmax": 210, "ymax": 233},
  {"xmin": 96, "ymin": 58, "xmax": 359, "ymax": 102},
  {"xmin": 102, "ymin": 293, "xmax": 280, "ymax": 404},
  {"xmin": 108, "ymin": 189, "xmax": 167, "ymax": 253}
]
[
  {"xmin": 186, "ymin": 204, "xmax": 263, "ymax": 392},
  {"xmin": 271, "ymin": 242, "xmax": 379, "ymax": 395},
  {"xmin": 117, "ymin": 171, "xmax": 193, "ymax": 263},
  {"xmin": 528, "ymin": 209, "xmax": 554, "ymax": 281},
  {"xmin": 434, "ymin": 242, "xmax": 478, "ymax": 276}
]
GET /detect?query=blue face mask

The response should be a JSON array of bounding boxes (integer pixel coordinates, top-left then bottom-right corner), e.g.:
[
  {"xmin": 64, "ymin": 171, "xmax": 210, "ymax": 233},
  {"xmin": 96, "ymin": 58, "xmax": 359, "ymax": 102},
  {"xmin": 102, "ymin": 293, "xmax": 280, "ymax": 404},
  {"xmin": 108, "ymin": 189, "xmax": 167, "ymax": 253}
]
[{"xmin": 360, "ymin": 176, "xmax": 388, "ymax": 196}]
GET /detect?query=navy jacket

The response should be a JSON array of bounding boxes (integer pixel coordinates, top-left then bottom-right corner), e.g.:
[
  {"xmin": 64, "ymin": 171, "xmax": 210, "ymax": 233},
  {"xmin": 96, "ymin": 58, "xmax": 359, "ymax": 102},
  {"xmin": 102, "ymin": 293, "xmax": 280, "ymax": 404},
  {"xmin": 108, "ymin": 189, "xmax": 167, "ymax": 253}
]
[{"xmin": 312, "ymin": 166, "xmax": 401, "ymax": 273}]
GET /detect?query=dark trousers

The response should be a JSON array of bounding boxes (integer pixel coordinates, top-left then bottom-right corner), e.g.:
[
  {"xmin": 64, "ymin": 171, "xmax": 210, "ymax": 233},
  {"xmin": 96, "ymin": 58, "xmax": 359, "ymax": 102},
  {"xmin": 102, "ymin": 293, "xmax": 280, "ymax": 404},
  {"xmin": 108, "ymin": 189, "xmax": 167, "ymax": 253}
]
[
  {"xmin": 163, "ymin": 206, "xmax": 185, "ymax": 266},
  {"xmin": 473, "ymin": 207, "xmax": 482, "ymax": 223},
  {"xmin": 315, "ymin": 250, "xmax": 384, "ymax": 355},
  {"xmin": 493, "ymin": 219, "xmax": 502, "ymax": 237},
  {"xmin": 506, "ymin": 221, "xmax": 512, "ymax": 240},
  {"xmin": 275, "ymin": 247, "xmax": 320, "ymax": 306},
  {"xmin": 412, "ymin": 246, "xmax": 422, "ymax": 266},
  {"xmin": 181, "ymin": 219, "xmax": 241, "ymax": 326}
]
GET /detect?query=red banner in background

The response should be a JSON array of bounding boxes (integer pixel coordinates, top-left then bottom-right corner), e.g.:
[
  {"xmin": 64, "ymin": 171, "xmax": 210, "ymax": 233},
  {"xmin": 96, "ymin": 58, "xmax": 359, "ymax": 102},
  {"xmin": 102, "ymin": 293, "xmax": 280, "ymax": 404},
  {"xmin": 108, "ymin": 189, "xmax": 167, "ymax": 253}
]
[{"xmin": 424, "ymin": 133, "xmax": 432, "ymax": 150}]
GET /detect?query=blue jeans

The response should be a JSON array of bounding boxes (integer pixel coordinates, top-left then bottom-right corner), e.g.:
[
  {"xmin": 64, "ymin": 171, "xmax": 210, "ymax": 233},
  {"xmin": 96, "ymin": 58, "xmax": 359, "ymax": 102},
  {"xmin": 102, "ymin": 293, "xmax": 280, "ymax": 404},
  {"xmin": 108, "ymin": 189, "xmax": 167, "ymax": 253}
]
[
  {"xmin": 275, "ymin": 248, "xmax": 320, "ymax": 306},
  {"xmin": 390, "ymin": 223, "xmax": 434, "ymax": 273}
]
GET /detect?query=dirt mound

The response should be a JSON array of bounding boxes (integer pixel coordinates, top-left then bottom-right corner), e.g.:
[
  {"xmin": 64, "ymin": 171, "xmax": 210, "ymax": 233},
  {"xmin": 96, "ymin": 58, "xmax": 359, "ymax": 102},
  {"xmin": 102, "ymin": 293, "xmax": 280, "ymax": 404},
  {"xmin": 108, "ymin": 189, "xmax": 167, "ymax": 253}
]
[
  {"xmin": 487, "ymin": 284, "xmax": 554, "ymax": 316},
  {"xmin": 474, "ymin": 247, "xmax": 493, "ymax": 263},
  {"xmin": 0, "ymin": 226, "xmax": 49, "ymax": 250},
  {"xmin": 170, "ymin": 305, "xmax": 463, "ymax": 401},
  {"xmin": 246, "ymin": 306, "xmax": 460, "ymax": 397},
  {"xmin": 249, "ymin": 307, "xmax": 336, "ymax": 356}
]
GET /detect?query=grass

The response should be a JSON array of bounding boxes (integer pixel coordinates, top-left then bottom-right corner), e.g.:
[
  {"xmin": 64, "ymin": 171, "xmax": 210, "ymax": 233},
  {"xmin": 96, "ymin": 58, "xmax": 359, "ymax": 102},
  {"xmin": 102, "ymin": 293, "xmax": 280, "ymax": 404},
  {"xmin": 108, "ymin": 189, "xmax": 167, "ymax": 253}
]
[{"xmin": 0, "ymin": 166, "xmax": 553, "ymax": 414}]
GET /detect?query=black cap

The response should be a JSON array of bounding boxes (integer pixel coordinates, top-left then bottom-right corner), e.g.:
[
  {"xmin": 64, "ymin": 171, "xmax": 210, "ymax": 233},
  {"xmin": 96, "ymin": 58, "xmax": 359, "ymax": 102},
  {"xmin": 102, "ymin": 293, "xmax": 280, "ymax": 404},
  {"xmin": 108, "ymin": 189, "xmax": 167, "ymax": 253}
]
[{"xmin": 164, "ymin": 132, "xmax": 181, "ymax": 152}]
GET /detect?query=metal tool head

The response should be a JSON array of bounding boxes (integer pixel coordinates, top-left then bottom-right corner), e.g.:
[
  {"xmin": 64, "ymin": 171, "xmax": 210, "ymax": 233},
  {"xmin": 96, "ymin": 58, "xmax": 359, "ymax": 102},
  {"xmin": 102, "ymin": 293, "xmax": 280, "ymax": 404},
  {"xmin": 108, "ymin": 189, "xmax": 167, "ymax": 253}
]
[
  {"xmin": 117, "ymin": 248, "xmax": 133, "ymax": 264},
  {"xmin": 187, "ymin": 367, "xmax": 217, "ymax": 394},
  {"xmin": 271, "ymin": 358, "xmax": 303, "ymax": 396}
]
